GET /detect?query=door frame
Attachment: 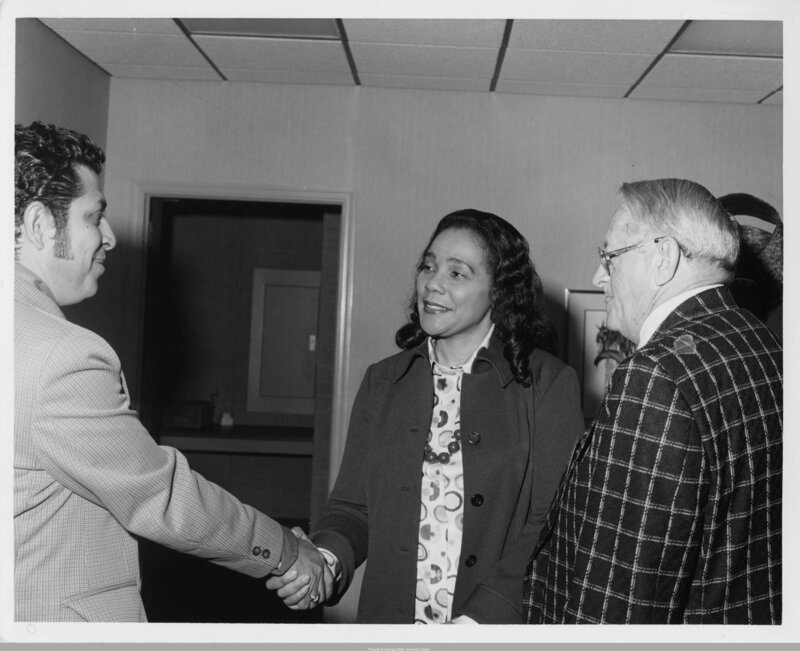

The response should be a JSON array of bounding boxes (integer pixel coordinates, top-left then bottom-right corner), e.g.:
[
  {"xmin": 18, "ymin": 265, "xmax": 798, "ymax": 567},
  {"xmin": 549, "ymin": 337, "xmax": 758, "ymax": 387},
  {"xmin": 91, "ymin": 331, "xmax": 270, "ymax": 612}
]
[{"xmin": 133, "ymin": 182, "xmax": 354, "ymax": 497}]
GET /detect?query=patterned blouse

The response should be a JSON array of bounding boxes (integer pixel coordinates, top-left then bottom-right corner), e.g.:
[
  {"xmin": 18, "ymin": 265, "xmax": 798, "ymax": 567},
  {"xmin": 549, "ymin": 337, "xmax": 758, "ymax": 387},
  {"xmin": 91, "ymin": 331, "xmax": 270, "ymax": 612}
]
[{"xmin": 415, "ymin": 326, "xmax": 494, "ymax": 624}]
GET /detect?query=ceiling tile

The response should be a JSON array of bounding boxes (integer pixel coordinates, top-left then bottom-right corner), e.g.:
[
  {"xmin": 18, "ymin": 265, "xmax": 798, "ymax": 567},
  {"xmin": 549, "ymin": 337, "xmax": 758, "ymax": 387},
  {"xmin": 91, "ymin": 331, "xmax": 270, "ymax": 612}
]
[
  {"xmin": 359, "ymin": 74, "xmax": 490, "ymax": 92},
  {"xmin": 350, "ymin": 43, "xmax": 497, "ymax": 78},
  {"xmin": 48, "ymin": 30, "xmax": 208, "ymax": 67},
  {"xmin": 508, "ymin": 19, "xmax": 683, "ymax": 54},
  {"xmin": 641, "ymin": 53, "xmax": 782, "ymax": 91},
  {"xmin": 494, "ymin": 79, "xmax": 629, "ymax": 98},
  {"xmin": 40, "ymin": 18, "xmax": 181, "ymax": 35},
  {"xmin": 501, "ymin": 49, "xmax": 654, "ymax": 85},
  {"xmin": 629, "ymin": 85, "xmax": 769, "ymax": 104},
  {"xmin": 223, "ymin": 69, "xmax": 355, "ymax": 85},
  {"xmin": 194, "ymin": 35, "xmax": 351, "ymax": 72},
  {"xmin": 670, "ymin": 20, "xmax": 782, "ymax": 57},
  {"xmin": 343, "ymin": 19, "xmax": 506, "ymax": 47},
  {"xmin": 37, "ymin": 16, "xmax": 782, "ymax": 107},
  {"xmin": 102, "ymin": 63, "xmax": 219, "ymax": 81}
]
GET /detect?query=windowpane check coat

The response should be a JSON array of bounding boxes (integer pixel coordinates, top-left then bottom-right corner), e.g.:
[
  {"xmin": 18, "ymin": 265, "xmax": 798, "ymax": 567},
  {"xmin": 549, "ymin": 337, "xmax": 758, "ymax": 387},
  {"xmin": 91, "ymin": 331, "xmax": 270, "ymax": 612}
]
[
  {"xmin": 312, "ymin": 337, "xmax": 584, "ymax": 623},
  {"xmin": 524, "ymin": 287, "xmax": 782, "ymax": 624}
]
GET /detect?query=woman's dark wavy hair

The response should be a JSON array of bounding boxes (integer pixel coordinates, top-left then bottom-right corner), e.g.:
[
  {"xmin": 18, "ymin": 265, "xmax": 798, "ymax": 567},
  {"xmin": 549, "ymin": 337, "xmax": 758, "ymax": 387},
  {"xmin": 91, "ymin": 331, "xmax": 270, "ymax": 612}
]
[
  {"xmin": 395, "ymin": 209, "xmax": 556, "ymax": 386},
  {"xmin": 15, "ymin": 121, "xmax": 105, "ymax": 254}
]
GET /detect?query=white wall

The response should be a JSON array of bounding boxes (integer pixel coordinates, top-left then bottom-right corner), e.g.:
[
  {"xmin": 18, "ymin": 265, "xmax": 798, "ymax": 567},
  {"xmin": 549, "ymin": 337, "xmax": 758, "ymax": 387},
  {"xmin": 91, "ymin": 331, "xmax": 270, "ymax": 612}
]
[
  {"xmin": 15, "ymin": 19, "xmax": 110, "ymax": 148},
  {"xmin": 104, "ymin": 78, "xmax": 781, "ymax": 434}
]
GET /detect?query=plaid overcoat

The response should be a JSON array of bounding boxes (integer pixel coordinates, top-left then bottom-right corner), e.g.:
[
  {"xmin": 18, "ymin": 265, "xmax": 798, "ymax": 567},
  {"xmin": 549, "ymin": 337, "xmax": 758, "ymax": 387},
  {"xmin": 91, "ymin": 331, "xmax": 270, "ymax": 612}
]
[{"xmin": 524, "ymin": 287, "xmax": 782, "ymax": 624}]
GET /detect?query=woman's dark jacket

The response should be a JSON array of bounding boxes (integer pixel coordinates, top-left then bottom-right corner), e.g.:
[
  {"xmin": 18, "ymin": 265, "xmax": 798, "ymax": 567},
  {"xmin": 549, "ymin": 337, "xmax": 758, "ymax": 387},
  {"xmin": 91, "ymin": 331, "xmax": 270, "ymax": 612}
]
[{"xmin": 311, "ymin": 335, "xmax": 584, "ymax": 623}]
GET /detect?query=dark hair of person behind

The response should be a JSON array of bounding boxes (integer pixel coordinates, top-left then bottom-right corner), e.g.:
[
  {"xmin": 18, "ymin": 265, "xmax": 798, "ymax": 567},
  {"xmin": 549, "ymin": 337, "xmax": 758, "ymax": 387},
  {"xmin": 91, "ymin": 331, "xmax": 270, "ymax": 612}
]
[
  {"xmin": 15, "ymin": 121, "xmax": 106, "ymax": 243},
  {"xmin": 719, "ymin": 192, "xmax": 783, "ymax": 321},
  {"xmin": 395, "ymin": 209, "xmax": 556, "ymax": 386}
]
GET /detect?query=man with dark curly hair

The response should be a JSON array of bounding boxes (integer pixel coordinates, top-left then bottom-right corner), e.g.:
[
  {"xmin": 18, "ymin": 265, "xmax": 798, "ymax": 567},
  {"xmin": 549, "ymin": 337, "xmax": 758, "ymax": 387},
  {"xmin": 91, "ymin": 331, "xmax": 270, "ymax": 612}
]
[{"xmin": 14, "ymin": 121, "xmax": 327, "ymax": 622}]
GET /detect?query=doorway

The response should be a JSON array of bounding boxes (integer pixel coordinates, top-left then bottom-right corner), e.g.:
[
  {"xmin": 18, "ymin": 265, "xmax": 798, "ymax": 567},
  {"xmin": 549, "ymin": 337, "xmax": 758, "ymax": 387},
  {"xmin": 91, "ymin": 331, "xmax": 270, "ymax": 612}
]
[{"xmin": 138, "ymin": 194, "xmax": 343, "ymax": 622}]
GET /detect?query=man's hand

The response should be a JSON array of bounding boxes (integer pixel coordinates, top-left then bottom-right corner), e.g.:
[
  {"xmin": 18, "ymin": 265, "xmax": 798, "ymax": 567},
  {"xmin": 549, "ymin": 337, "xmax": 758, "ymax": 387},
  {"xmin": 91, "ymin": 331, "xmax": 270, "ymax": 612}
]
[{"xmin": 266, "ymin": 528, "xmax": 333, "ymax": 610}]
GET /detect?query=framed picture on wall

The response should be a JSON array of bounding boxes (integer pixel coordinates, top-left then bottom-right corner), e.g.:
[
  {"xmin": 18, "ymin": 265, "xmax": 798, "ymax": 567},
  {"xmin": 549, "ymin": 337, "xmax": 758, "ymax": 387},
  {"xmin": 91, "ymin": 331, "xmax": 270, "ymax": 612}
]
[{"xmin": 565, "ymin": 289, "xmax": 636, "ymax": 421}]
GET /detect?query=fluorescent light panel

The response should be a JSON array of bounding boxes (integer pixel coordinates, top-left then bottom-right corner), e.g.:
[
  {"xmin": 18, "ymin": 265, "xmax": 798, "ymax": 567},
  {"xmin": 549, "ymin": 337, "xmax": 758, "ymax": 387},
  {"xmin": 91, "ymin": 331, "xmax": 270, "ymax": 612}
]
[
  {"xmin": 181, "ymin": 18, "xmax": 340, "ymax": 40},
  {"xmin": 670, "ymin": 20, "xmax": 782, "ymax": 58}
]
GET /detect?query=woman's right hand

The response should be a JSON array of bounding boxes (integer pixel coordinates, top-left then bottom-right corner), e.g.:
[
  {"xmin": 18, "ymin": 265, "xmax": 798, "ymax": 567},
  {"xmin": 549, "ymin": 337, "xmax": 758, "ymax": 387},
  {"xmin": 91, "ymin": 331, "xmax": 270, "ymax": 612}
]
[{"xmin": 265, "ymin": 527, "xmax": 334, "ymax": 609}]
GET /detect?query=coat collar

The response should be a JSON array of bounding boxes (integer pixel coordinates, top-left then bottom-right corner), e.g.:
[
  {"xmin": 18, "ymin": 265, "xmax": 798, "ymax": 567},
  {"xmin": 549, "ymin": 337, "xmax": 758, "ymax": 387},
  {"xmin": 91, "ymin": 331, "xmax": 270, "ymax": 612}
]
[
  {"xmin": 391, "ymin": 334, "xmax": 515, "ymax": 387},
  {"xmin": 15, "ymin": 264, "xmax": 64, "ymax": 319},
  {"xmin": 648, "ymin": 285, "xmax": 736, "ymax": 344}
]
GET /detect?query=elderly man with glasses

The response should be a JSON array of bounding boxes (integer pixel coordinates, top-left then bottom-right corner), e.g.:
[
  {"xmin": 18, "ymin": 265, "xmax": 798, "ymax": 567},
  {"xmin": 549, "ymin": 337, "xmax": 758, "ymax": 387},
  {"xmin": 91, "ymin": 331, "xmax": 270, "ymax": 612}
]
[{"xmin": 523, "ymin": 178, "xmax": 782, "ymax": 624}]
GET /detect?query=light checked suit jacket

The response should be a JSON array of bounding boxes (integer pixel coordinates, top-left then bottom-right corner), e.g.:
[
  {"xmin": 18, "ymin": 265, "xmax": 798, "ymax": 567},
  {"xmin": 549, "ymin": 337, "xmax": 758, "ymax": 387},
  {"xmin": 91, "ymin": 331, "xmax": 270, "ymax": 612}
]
[
  {"xmin": 524, "ymin": 287, "xmax": 782, "ymax": 624},
  {"xmin": 14, "ymin": 271, "xmax": 294, "ymax": 622}
]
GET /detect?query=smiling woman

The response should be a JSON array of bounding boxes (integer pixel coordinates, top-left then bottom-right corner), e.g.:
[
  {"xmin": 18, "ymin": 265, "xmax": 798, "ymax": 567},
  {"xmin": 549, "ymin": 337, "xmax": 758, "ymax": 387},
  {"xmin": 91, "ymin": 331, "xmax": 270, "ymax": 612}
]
[
  {"xmin": 267, "ymin": 208, "xmax": 584, "ymax": 624},
  {"xmin": 415, "ymin": 227, "xmax": 494, "ymax": 366}
]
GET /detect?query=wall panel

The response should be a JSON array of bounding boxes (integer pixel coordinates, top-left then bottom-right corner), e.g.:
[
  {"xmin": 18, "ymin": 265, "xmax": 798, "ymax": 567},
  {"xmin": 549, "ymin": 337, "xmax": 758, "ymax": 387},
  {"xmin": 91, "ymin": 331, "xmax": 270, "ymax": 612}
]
[{"xmin": 103, "ymin": 80, "xmax": 781, "ymax": 475}]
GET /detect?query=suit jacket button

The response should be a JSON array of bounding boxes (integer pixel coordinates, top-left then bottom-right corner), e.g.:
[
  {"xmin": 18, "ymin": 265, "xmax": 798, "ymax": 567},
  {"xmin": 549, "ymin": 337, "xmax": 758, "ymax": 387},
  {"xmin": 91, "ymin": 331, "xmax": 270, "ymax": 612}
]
[
  {"xmin": 464, "ymin": 554, "xmax": 477, "ymax": 567},
  {"xmin": 467, "ymin": 432, "xmax": 481, "ymax": 445},
  {"xmin": 470, "ymin": 493, "xmax": 484, "ymax": 507},
  {"xmin": 261, "ymin": 549, "xmax": 271, "ymax": 559},
  {"xmin": 252, "ymin": 546, "xmax": 262, "ymax": 556}
]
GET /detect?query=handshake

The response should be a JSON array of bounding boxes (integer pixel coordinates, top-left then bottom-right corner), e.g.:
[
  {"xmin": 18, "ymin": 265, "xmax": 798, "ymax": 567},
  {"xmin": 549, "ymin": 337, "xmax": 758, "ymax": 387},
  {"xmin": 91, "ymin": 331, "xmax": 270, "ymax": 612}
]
[{"xmin": 267, "ymin": 527, "xmax": 336, "ymax": 610}]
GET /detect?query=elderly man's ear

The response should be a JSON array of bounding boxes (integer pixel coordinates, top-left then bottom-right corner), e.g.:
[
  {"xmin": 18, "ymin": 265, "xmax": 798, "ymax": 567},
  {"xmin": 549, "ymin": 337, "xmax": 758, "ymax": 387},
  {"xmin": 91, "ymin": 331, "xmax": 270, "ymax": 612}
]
[{"xmin": 653, "ymin": 237, "xmax": 681, "ymax": 286}]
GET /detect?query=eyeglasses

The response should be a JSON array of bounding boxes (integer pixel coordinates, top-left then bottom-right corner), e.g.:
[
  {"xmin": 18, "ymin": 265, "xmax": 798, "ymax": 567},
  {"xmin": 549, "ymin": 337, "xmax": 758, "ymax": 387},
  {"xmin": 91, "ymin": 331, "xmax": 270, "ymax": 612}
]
[{"xmin": 597, "ymin": 237, "xmax": 665, "ymax": 274}]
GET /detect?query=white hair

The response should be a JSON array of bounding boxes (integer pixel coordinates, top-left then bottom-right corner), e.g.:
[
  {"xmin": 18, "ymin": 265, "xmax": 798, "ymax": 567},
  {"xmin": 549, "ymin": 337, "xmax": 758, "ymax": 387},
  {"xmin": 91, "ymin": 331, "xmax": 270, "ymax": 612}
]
[{"xmin": 619, "ymin": 178, "xmax": 740, "ymax": 274}]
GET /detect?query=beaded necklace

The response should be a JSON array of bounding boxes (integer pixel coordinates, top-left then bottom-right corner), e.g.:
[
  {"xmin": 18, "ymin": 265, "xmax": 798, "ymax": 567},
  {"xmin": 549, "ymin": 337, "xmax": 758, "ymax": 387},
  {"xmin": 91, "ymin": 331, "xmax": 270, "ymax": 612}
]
[
  {"xmin": 423, "ymin": 327, "xmax": 494, "ymax": 465},
  {"xmin": 424, "ymin": 337, "xmax": 476, "ymax": 464},
  {"xmin": 423, "ymin": 362, "xmax": 464, "ymax": 464},
  {"xmin": 423, "ymin": 432, "xmax": 462, "ymax": 464}
]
